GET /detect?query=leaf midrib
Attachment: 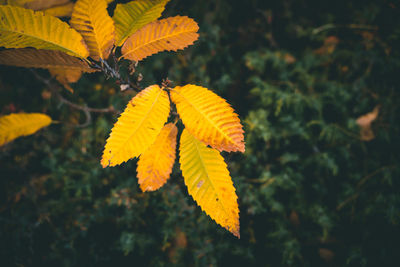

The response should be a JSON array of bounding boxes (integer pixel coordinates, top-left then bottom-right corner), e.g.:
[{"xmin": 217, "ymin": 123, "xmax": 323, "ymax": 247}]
[
  {"xmin": 191, "ymin": 134, "xmax": 229, "ymax": 216},
  {"xmin": 88, "ymin": 1, "xmax": 104, "ymax": 59},
  {"xmin": 173, "ymin": 89, "xmax": 237, "ymax": 149},
  {"xmin": 122, "ymin": 25, "xmax": 196, "ymax": 59},
  {"xmin": 141, "ymin": 126, "xmax": 174, "ymax": 186},
  {"xmin": 3, "ymin": 118, "xmax": 50, "ymax": 137},
  {"xmin": 72, "ymin": 0, "xmax": 105, "ymax": 59},
  {"xmin": 114, "ymin": 87, "xmax": 164, "ymax": 159},
  {"xmin": 0, "ymin": 26, "xmax": 84, "ymax": 58},
  {"xmin": 116, "ymin": 1, "xmax": 166, "ymax": 46}
]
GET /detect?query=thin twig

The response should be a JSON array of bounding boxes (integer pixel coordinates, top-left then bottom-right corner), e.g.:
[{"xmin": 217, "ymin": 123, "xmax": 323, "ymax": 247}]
[
  {"xmin": 337, "ymin": 193, "xmax": 359, "ymax": 211},
  {"xmin": 357, "ymin": 165, "xmax": 396, "ymax": 188},
  {"xmin": 100, "ymin": 58, "xmax": 120, "ymax": 79},
  {"xmin": 95, "ymin": 58, "xmax": 141, "ymax": 92},
  {"xmin": 332, "ymin": 124, "xmax": 361, "ymax": 140},
  {"xmin": 336, "ymin": 165, "xmax": 396, "ymax": 210},
  {"xmin": 312, "ymin": 23, "xmax": 378, "ymax": 35},
  {"xmin": 55, "ymin": 94, "xmax": 116, "ymax": 114},
  {"xmin": 31, "ymin": 70, "xmax": 117, "ymax": 127}
]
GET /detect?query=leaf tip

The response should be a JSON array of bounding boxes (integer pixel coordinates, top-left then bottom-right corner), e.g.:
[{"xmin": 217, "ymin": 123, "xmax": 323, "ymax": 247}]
[
  {"xmin": 139, "ymin": 184, "xmax": 156, "ymax": 192},
  {"xmin": 238, "ymin": 144, "xmax": 245, "ymax": 153},
  {"xmin": 227, "ymin": 210, "xmax": 240, "ymax": 238},
  {"xmin": 232, "ymin": 228, "xmax": 240, "ymax": 239},
  {"xmin": 100, "ymin": 158, "xmax": 109, "ymax": 168}
]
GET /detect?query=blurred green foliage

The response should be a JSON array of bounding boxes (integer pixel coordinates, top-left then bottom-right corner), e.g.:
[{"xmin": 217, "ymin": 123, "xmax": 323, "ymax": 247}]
[{"xmin": 1, "ymin": 0, "xmax": 400, "ymax": 266}]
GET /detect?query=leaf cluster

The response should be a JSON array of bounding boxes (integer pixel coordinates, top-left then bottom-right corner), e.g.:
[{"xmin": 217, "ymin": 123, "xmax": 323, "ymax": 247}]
[
  {"xmin": 1, "ymin": 0, "xmax": 400, "ymax": 266},
  {"xmin": 0, "ymin": 0, "xmax": 246, "ymax": 237}
]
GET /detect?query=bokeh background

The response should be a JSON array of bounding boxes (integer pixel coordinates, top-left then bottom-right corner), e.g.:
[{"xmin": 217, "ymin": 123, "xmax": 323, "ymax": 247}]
[{"xmin": 1, "ymin": 0, "xmax": 400, "ymax": 266}]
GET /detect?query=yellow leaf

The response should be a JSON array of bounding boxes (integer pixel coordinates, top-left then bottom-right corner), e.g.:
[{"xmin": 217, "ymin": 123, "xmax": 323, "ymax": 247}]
[
  {"xmin": 121, "ymin": 16, "xmax": 199, "ymax": 62},
  {"xmin": 179, "ymin": 129, "xmax": 240, "ymax": 237},
  {"xmin": 0, "ymin": 5, "xmax": 89, "ymax": 58},
  {"xmin": 0, "ymin": 113, "xmax": 52, "ymax": 146},
  {"xmin": 137, "ymin": 123, "xmax": 177, "ymax": 191},
  {"xmin": 171, "ymin": 84, "xmax": 245, "ymax": 153},
  {"xmin": 42, "ymin": 1, "xmax": 73, "ymax": 17},
  {"xmin": 49, "ymin": 68, "xmax": 82, "ymax": 93},
  {"xmin": 6, "ymin": 0, "xmax": 69, "ymax": 10},
  {"xmin": 0, "ymin": 48, "xmax": 95, "ymax": 71},
  {"xmin": 70, "ymin": 0, "xmax": 115, "ymax": 60},
  {"xmin": 113, "ymin": 0, "xmax": 169, "ymax": 46},
  {"xmin": 49, "ymin": 68, "xmax": 82, "ymax": 83},
  {"xmin": 101, "ymin": 85, "xmax": 170, "ymax": 167}
]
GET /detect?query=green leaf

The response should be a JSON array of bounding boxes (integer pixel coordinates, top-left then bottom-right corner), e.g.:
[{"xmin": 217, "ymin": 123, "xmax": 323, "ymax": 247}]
[{"xmin": 112, "ymin": 0, "xmax": 169, "ymax": 46}]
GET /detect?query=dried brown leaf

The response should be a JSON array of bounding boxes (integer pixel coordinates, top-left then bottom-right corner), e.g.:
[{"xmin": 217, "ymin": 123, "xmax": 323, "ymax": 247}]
[{"xmin": 356, "ymin": 106, "xmax": 379, "ymax": 141}]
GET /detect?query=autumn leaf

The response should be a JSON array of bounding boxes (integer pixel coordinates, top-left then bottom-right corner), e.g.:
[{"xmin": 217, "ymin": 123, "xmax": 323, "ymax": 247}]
[
  {"xmin": 314, "ymin": 36, "xmax": 339, "ymax": 55},
  {"xmin": 0, "ymin": 5, "xmax": 89, "ymax": 58},
  {"xmin": 171, "ymin": 84, "xmax": 245, "ymax": 152},
  {"xmin": 42, "ymin": 1, "xmax": 74, "ymax": 17},
  {"xmin": 101, "ymin": 85, "xmax": 170, "ymax": 167},
  {"xmin": 49, "ymin": 69, "xmax": 82, "ymax": 83},
  {"xmin": 179, "ymin": 129, "xmax": 240, "ymax": 237},
  {"xmin": 5, "ymin": 0, "xmax": 75, "ymax": 17},
  {"xmin": 70, "ymin": 0, "xmax": 115, "ymax": 60},
  {"xmin": 121, "ymin": 16, "xmax": 199, "ymax": 62},
  {"xmin": 0, "ymin": 48, "xmax": 96, "ymax": 93},
  {"xmin": 49, "ymin": 68, "xmax": 83, "ymax": 93},
  {"xmin": 0, "ymin": 113, "xmax": 52, "ymax": 146},
  {"xmin": 113, "ymin": 0, "xmax": 169, "ymax": 46},
  {"xmin": 137, "ymin": 123, "xmax": 178, "ymax": 191},
  {"xmin": 356, "ymin": 106, "xmax": 379, "ymax": 141},
  {"xmin": 0, "ymin": 48, "xmax": 95, "ymax": 71},
  {"xmin": 6, "ymin": 0, "xmax": 69, "ymax": 10}
]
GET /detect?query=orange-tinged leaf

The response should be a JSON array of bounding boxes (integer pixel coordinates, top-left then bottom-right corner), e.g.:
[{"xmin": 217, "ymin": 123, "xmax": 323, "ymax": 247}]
[
  {"xmin": 49, "ymin": 68, "xmax": 82, "ymax": 83},
  {"xmin": 121, "ymin": 16, "xmax": 199, "ymax": 62},
  {"xmin": 0, "ymin": 5, "xmax": 89, "ymax": 58},
  {"xmin": 171, "ymin": 84, "xmax": 245, "ymax": 153},
  {"xmin": 101, "ymin": 85, "xmax": 170, "ymax": 167},
  {"xmin": 0, "ymin": 48, "xmax": 94, "ymax": 71},
  {"xmin": 314, "ymin": 36, "xmax": 339, "ymax": 55},
  {"xmin": 0, "ymin": 113, "xmax": 52, "ymax": 146},
  {"xmin": 42, "ymin": 1, "xmax": 73, "ymax": 17},
  {"xmin": 49, "ymin": 68, "xmax": 82, "ymax": 93},
  {"xmin": 70, "ymin": 0, "xmax": 115, "ymax": 60},
  {"xmin": 113, "ymin": 0, "xmax": 169, "ymax": 46},
  {"xmin": 356, "ymin": 106, "xmax": 379, "ymax": 141},
  {"xmin": 137, "ymin": 123, "xmax": 178, "ymax": 191},
  {"xmin": 179, "ymin": 129, "xmax": 240, "ymax": 237}
]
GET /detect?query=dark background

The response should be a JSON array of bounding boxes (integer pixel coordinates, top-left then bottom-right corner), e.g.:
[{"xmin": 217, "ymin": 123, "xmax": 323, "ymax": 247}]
[{"xmin": 1, "ymin": 0, "xmax": 400, "ymax": 266}]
